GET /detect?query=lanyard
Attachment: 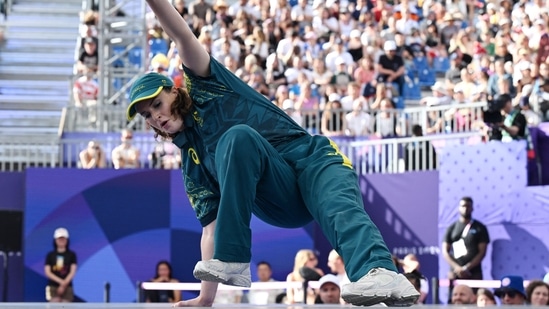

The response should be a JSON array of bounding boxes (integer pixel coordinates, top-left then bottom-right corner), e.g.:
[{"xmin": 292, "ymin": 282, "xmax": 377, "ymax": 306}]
[{"xmin": 461, "ymin": 220, "xmax": 474, "ymax": 239}]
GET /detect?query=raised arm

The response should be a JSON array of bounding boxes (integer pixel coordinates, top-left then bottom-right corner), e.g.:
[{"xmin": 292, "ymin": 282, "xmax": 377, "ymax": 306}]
[{"xmin": 146, "ymin": 0, "xmax": 210, "ymax": 77}]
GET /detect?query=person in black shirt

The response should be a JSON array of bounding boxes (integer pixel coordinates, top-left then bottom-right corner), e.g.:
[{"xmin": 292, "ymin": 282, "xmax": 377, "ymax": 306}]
[
  {"xmin": 442, "ymin": 197, "xmax": 490, "ymax": 281},
  {"xmin": 44, "ymin": 228, "xmax": 77, "ymax": 302},
  {"xmin": 376, "ymin": 40, "xmax": 405, "ymax": 97},
  {"xmin": 145, "ymin": 260, "xmax": 181, "ymax": 303}
]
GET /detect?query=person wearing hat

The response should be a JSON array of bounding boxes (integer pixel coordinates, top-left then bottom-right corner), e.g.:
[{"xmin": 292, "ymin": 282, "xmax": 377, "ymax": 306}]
[
  {"xmin": 44, "ymin": 228, "xmax": 77, "ymax": 302},
  {"xmin": 75, "ymin": 36, "xmax": 98, "ymax": 74},
  {"xmin": 376, "ymin": 40, "xmax": 405, "ymax": 97},
  {"xmin": 127, "ymin": 0, "xmax": 419, "ymax": 307},
  {"xmin": 315, "ymin": 274, "xmax": 342, "ymax": 304},
  {"xmin": 494, "ymin": 275, "xmax": 527, "ymax": 305}
]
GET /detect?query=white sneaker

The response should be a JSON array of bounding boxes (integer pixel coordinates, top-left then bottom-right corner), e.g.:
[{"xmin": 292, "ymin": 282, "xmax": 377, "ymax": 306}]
[
  {"xmin": 341, "ymin": 268, "xmax": 420, "ymax": 307},
  {"xmin": 193, "ymin": 259, "xmax": 251, "ymax": 287}
]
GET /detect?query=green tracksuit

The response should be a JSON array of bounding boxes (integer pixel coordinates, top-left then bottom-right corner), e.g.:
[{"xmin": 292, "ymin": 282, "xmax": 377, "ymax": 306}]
[{"xmin": 171, "ymin": 58, "xmax": 397, "ymax": 281}]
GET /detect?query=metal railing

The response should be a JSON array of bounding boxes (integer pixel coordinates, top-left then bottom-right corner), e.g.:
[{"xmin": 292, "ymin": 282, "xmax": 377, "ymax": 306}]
[
  {"xmin": 0, "ymin": 131, "xmax": 483, "ymax": 172},
  {"xmin": 59, "ymin": 102, "xmax": 488, "ymax": 136}
]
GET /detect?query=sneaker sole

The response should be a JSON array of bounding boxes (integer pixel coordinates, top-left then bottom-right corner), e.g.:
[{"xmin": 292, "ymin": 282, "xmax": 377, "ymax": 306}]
[
  {"xmin": 383, "ymin": 294, "xmax": 420, "ymax": 307},
  {"xmin": 193, "ymin": 269, "xmax": 251, "ymax": 287},
  {"xmin": 342, "ymin": 293, "xmax": 392, "ymax": 306}
]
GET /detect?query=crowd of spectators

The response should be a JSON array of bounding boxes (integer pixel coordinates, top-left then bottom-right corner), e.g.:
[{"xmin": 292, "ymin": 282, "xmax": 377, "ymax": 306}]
[{"xmin": 72, "ymin": 0, "xmax": 549, "ymax": 140}]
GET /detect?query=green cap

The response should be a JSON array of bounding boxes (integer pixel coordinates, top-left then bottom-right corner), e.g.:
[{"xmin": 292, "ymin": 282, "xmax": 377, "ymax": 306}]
[{"xmin": 127, "ymin": 72, "xmax": 174, "ymax": 120}]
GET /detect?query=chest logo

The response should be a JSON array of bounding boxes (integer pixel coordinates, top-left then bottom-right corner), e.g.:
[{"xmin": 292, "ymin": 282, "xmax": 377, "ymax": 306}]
[{"xmin": 188, "ymin": 148, "xmax": 200, "ymax": 165}]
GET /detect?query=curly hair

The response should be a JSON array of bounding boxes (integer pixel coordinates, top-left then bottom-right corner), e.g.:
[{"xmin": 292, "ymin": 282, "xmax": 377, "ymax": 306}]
[{"xmin": 151, "ymin": 87, "xmax": 193, "ymax": 140}]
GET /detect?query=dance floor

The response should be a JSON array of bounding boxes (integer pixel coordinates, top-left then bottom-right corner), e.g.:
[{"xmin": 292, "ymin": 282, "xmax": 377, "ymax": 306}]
[{"xmin": 0, "ymin": 304, "xmax": 543, "ymax": 309}]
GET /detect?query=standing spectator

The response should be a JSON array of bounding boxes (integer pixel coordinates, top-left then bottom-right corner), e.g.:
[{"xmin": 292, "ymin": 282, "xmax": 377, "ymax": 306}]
[
  {"xmin": 111, "ymin": 129, "xmax": 141, "ymax": 169},
  {"xmin": 376, "ymin": 41, "xmax": 405, "ymax": 98},
  {"xmin": 72, "ymin": 67, "xmax": 99, "ymax": 127},
  {"xmin": 498, "ymin": 94, "xmax": 529, "ymax": 142},
  {"xmin": 75, "ymin": 37, "xmax": 98, "ymax": 74},
  {"xmin": 494, "ymin": 276, "xmax": 527, "ymax": 305},
  {"xmin": 442, "ymin": 197, "xmax": 490, "ymax": 281},
  {"xmin": 526, "ymin": 280, "xmax": 549, "ymax": 305},
  {"xmin": 145, "ymin": 261, "xmax": 181, "ymax": 303},
  {"xmin": 79, "ymin": 140, "xmax": 107, "ymax": 169},
  {"xmin": 44, "ymin": 228, "xmax": 77, "ymax": 303},
  {"xmin": 248, "ymin": 261, "xmax": 284, "ymax": 304}
]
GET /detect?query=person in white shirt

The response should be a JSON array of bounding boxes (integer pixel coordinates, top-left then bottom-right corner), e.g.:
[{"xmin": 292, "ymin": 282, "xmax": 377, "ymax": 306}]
[
  {"xmin": 248, "ymin": 261, "xmax": 284, "ymax": 304},
  {"xmin": 325, "ymin": 38, "xmax": 354, "ymax": 72},
  {"xmin": 345, "ymin": 99, "xmax": 372, "ymax": 136}
]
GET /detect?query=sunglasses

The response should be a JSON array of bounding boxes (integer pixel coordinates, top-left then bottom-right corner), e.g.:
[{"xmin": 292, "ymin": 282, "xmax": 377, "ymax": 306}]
[{"xmin": 500, "ymin": 290, "xmax": 518, "ymax": 298}]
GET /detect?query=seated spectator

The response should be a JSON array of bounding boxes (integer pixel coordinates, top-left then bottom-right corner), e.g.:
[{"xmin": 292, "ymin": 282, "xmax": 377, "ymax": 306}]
[
  {"xmin": 450, "ymin": 284, "xmax": 476, "ymax": 305},
  {"xmin": 311, "ymin": 58, "xmax": 333, "ymax": 97},
  {"xmin": 325, "ymin": 38, "xmax": 353, "ymax": 72},
  {"xmin": 445, "ymin": 53, "xmax": 463, "ymax": 89},
  {"xmin": 454, "ymin": 68, "xmax": 477, "ymax": 100},
  {"xmin": 403, "ymin": 272, "xmax": 422, "ymax": 304},
  {"xmin": 400, "ymin": 253, "xmax": 429, "ymax": 303},
  {"xmin": 282, "ymin": 99, "xmax": 303, "ymax": 127},
  {"xmin": 354, "ymin": 56, "xmax": 377, "ymax": 100},
  {"xmin": 286, "ymin": 249, "xmax": 324, "ymax": 304},
  {"xmin": 420, "ymin": 81, "xmax": 452, "ymax": 107},
  {"xmin": 321, "ymin": 96, "xmax": 347, "ymax": 137},
  {"xmin": 341, "ymin": 82, "xmax": 368, "ymax": 111},
  {"xmin": 345, "ymin": 100, "xmax": 372, "ymax": 136},
  {"xmin": 525, "ymin": 280, "xmax": 549, "ymax": 306},
  {"xmin": 248, "ymin": 261, "xmax": 283, "ymax": 305},
  {"xmin": 111, "ymin": 129, "xmax": 140, "ymax": 169},
  {"xmin": 476, "ymin": 288, "xmax": 496, "ymax": 307},
  {"xmin": 330, "ymin": 57, "xmax": 354, "ymax": 95},
  {"xmin": 149, "ymin": 141, "xmax": 181, "ymax": 169},
  {"xmin": 314, "ymin": 274, "xmax": 341, "ymax": 304},
  {"xmin": 376, "ymin": 40, "xmax": 405, "ymax": 97},
  {"xmin": 494, "ymin": 275, "xmax": 527, "ymax": 305},
  {"xmin": 145, "ymin": 261, "xmax": 181, "ymax": 303},
  {"xmin": 373, "ymin": 98, "xmax": 401, "ymax": 138},
  {"xmin": 370, "ymin": 83, "xmax": 393, "ymax": 111},
  {"xmin": 79, "ymin": 140, "xmax": 107, "ymax": 169},
  {"xmin": 265, "ymin": 53, "xmax": 287, "ymax": 88}
]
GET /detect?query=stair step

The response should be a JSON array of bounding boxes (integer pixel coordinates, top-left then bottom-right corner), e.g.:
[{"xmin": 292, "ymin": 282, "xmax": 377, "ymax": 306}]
[
  {"xmin": 0, "ymin": 88, "xmax": 69, "ymax": 97},
  {"xmin": 0, "ymin": 95, "xmax": 68, "ymax": 110},
  {"xmin": 4, "ymin": 30, "xmax": 78, "ymax": 40},
  {"xmin": 0, "ymin": 66, "xmax": 73, "ymax": 79},
  {"xmin": 0, "ymin": 79, "xmax": 70, "ymax": 89},
  {"xmin": 0, "ymin": 118, "xmax": 61, "ymax": 127},
  {"xmin": 7, "ymin": 27, "xmax": 78, "ymax": 35},
  {"xmin": 11, "ymin": 5, "xmax": 82, "ymax": 15},
  {"xmin": 0, "ymin": 53, "xmax": 76, "ymax": 66},
  {"xmin": 6, "ymin": 14, "xmax": 80, "ymax": 25},
  {"xmin": 15, "ymin": 0, "xmax": 83, "ymax": 5},
  {"xmin": 0, "ymin": 110, "xmax": 62, "ymax": 119}
]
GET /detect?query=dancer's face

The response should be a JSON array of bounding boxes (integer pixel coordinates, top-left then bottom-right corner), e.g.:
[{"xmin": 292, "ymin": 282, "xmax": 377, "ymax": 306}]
[{"xmin": 136, "ymin": 89, "xmax": 184, "ymax": 135}]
